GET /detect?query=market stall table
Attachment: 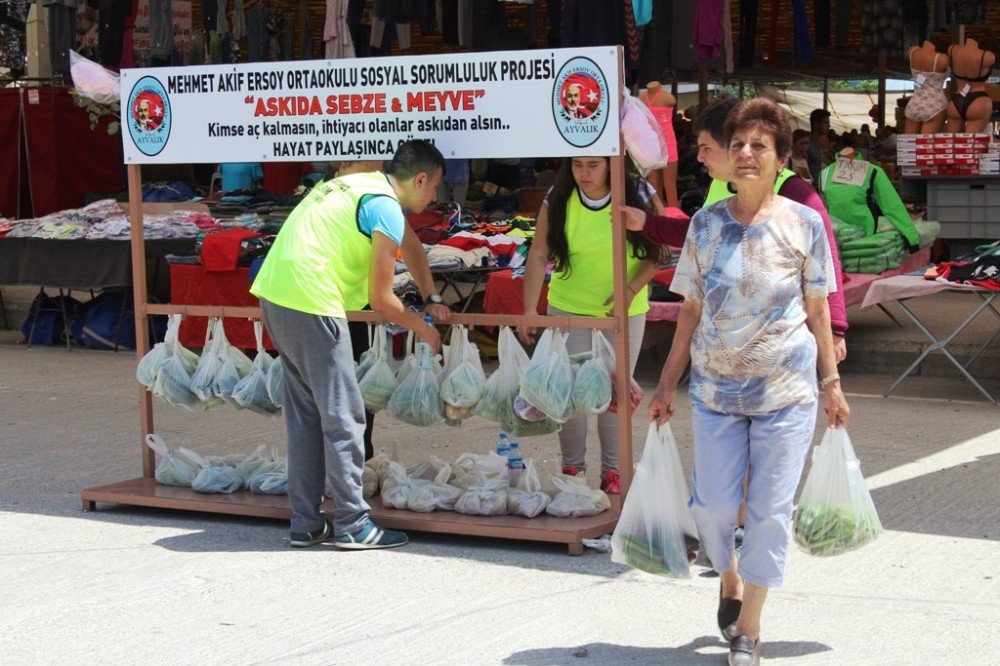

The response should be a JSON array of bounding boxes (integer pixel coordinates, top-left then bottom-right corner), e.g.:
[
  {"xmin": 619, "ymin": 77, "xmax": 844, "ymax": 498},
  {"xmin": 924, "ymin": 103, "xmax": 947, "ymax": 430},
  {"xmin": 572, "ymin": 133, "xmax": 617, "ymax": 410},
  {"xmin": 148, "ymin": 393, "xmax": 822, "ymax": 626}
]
[{"xmin": 861, "ymin": 275, "xmax": 1000, "ymax": 404}]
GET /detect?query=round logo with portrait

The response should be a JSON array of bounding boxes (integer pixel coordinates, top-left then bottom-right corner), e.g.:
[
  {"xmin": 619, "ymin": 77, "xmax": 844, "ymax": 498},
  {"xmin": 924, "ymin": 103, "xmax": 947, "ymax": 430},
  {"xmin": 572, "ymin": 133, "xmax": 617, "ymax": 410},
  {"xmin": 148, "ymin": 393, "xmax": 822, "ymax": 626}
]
[
  {"xmin": 126, "ymin": 76, "xmax": 171, "ymax": 156},
  {"xmin": 552, "ymin": 57, "xmax": 609, "ymax": 148}
]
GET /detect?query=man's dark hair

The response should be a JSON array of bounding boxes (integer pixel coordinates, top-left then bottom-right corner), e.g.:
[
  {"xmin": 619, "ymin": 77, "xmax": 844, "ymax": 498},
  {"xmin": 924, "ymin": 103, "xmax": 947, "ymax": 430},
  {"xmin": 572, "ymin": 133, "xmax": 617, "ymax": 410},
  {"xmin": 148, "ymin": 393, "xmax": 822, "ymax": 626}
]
[
  {"xmin": 809, "ymin": 108, "xmax": 831, "ymax": 128},
  {"xmin": 386, "ymin": 140, "xmax": 446, "ymax": 180},
  {"xmin": 692, "ymin": 98, "xmax": 737, "ymax": 146}
]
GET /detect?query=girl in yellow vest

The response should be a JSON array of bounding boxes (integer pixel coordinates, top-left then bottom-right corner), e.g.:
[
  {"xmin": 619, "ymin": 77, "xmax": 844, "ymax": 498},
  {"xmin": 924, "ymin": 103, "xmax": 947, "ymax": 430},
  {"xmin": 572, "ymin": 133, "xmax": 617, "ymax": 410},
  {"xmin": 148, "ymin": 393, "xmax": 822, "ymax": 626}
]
[{"xmin": 519, "ymin": 156, "xmax": 664, "ymax": 494}]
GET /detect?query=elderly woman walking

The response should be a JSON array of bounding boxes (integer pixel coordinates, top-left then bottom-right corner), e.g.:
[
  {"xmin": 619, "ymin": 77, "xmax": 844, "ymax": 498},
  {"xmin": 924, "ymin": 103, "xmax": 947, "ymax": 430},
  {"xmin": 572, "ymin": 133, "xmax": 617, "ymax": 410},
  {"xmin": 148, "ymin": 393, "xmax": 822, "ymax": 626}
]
[{"xmin": 649, "ymin": 98, "xmax": 850, "ymax": 665}]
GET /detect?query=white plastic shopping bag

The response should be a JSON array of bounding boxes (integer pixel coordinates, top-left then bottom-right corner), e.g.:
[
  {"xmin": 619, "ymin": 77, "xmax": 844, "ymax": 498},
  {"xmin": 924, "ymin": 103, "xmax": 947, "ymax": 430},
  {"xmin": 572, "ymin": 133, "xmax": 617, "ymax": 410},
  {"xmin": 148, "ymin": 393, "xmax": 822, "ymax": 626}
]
[
  {"xmin": 440, "ymin": 325, "xmax": 487, "ymax": 425},
  {"xmin": 611, "ymin": 423, "xmax": 696, "ymax": 578},
  {"xmin": 359, "ymin": 325, "xmax": 398, "ymax": 412},
  {"xmin": 231, "ymin": 321, "xmax": 279, "ymax": 415},
  {"xmin": 794, "ymin": 427, "xmax": 883, "ymax": 557},
  {"xmin": 519, "ymin": 328, "xmax": 573, "ymax": 422}
]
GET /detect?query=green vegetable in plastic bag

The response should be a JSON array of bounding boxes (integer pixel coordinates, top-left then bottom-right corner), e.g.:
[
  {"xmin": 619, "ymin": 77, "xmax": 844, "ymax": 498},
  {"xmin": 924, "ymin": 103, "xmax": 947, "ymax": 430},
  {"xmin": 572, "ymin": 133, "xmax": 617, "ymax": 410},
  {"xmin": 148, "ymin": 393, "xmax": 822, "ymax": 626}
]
[
  {"xmin": 231, "ymin": 321, "xmax": 279, "ymax": 415},
  {"xmin": 151, "ymin": 314, "xmax": 203, "ymax": 411},
  {"xmin": 211, "ymin": 323, "xmax": 253, "ymax": 407},
  {"xmin": 519, "ymin": 328, "xmax": 573, "ymax": 421},
  {"xmin": 571, "ymin": 331, "xmax": 614, "ymax": 415},
  {"xmin": 440, "ymin": 326, "xmax": 487, "ymax": 425},
  {"xmin": 145, "ymin": 434, "xmax": 200, "ymax": 487},
  {"xmin": 359, "ymin": 325, "xmax": 398, "ymax": 412},
  {"xmin": 387, "ymin": 339, "xmax": 442, "ymax": 426},
  {"xmin": 793, "ymin": 427, "xmax": 883, "ymax": 557}
]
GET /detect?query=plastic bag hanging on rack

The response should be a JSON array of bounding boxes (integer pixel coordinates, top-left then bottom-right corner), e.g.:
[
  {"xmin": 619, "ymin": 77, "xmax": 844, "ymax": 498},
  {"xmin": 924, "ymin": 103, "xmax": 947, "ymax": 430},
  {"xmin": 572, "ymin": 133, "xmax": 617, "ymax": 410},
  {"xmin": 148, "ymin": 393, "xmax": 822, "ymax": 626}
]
[
  {"xmin": 611, "ymin": 424, "xmax": 695, "ymax": 578},
  {"xmin": 571, "ymin": 330, "xmax": 614, "ymax": 415},
  {"xmin": 387, "ymin": 331, "xmax": 443, "ymax": 427},
  {"xmin": 475, "ymin": 327, "xmax": 560, "ymax": 437},
  {"xmin": 794, "ymin": 428, "xmax": 884, "ymax": 557},
  {"xmin": 265, "ymin": 357, "xmax": 284, "ymax": 409},
  {"xmin": 440, "ymin": 326, "xmax": 487, "ymax": 425},
  {"xmin": 211, "ymin": 321, "xmax": 253, "ymax": 407},
  {"xmin": 355, "ymin": 323, "xmax": 377, "ymax": 382},
  {"xmin": 145, "ymin": 434, "xmax": 201, "ymax": 487},
  {"xmin": 359, "ymin": 325, "xmax": 398, "ymax": 412},
  {"xmin": 231, "ymin": 320, "xmax": 279, "ymax": 415},
  {"xmin": 519, "ymin": 328, "xmax": 574, "ymax": 422},
  {"xmin": 152, "ymin": 314, "xmax": 202, "ymax": 411},
  {"xmin": 69, "ymin": 50, "xmax": 120, "ymax": 105},
  {"xmin": 189, "ymin": 318, "xmax": 225, "ymax": 407}
]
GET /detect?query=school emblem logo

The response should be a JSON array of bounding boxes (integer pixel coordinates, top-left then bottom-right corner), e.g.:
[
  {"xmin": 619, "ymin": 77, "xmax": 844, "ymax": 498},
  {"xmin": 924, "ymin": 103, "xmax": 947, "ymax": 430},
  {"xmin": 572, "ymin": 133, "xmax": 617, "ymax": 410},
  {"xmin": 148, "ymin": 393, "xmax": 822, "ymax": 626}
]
[
  {"xmin": 126, "ymin": 76, "xmax": 171, "ymax": 156},
  {"xmin": 552, "ymin": 57, "xmax": 609, "ymax": 148}
]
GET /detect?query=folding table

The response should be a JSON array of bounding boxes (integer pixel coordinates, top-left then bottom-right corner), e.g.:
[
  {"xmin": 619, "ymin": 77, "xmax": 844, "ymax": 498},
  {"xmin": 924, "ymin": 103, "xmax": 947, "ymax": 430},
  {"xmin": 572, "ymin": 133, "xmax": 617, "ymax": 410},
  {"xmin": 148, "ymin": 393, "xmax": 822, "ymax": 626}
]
[{"xmin": 862, "ymin": 275, "xmax": 1000, "ymax": 404}]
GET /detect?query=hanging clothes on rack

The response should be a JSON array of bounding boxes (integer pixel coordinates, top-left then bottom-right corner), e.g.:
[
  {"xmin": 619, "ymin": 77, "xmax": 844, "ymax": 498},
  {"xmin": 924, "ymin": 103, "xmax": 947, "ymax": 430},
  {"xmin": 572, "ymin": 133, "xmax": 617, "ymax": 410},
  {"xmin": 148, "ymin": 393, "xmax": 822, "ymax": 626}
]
[
  {"xmin": 860, "ymin": 0, "xmax": 902, "ymax": 55},
  {"xmin": 231, "ymin": 0, "xmax": 245, "ymax": 39},
  {"xmin": 440, "ymin": 0, "xmax": 457, "ymax": 44},
  {"xmin": 901, "ymin": 0, "xmax": 928, "ymax": 48},
  {"xmin": 324, "ymin": 0, "xmax": 353, "ymax": 58},
  {"xmin": 813, "ymin": 0, "xmax": 829, "ymax": 48},
  {"xmin": 202, "ymin": 0, "xmax": 217, "ymax": 31},
  {"xmin": 632, "ymin": 0, "xmax": 651, "ymax": 26},
  {"xmin": 0, "ymin": 0, "xmax": 28, "ymax": 79},
  {"xmin": 39, "ymin": 0, "xmax": 81, "ymax": 75},
  {"xmin": 266, "ymin": 5, "xmax": 287, "ymax": 60},
  {"xmin": 246, "ymin": 1, "xmax": 267, "ymax": 61},
  {"xmin": 560, "ymin": 0, "xmax": 639, "ymax": 75},
  {"xmin": 739, "ymin": 0, "xmax": 758, "ymax": 68},
  {"xmin": 119, "ymin": 0, "xmax": 136, "ymax": 68},
  {"xmin": 834, "ymin": 0, "xmax": 851, "ymax": 49},
  {"xmin": 693, "ymin": 0, "xmax": 724, "ymax": 62},
  {"xmin": 216, "ymin": 0, "xmax": 229, "ymax": 36},
  {"xmin": 147, "ymin": 0, "xmax": 173, "ymax": 63},
  {"xmin": 791, "ymin": 0, "xmax": 812, "ymax": 60},
  {"xmin": 88, "ymin": 0, "xmax": 131, "ymax": 69},
  {"xmin": 298, "ymin": 0, "xmax": 312, "ymax": 58},
  {"xmin": 948, "ymin": 0, "xmax": 986, "ymax": 25}
]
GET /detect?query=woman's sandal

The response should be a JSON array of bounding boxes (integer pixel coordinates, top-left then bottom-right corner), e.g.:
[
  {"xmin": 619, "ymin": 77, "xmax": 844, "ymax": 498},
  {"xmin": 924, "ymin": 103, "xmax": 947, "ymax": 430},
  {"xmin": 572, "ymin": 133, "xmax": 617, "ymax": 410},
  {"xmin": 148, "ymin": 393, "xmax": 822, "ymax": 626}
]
[
  {"xmin": 717, "ymin": 582, "xmax": 742, "ymax": 641},
  {"xmin": 728, "ymin": 635, "xmax": 761, "ymax": 666}
]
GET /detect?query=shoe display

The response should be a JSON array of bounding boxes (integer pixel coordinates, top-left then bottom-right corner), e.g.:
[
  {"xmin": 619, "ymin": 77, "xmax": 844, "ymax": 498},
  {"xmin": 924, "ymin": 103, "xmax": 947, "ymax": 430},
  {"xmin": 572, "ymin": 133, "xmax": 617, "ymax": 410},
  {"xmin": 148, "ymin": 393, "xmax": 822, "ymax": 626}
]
[
  {"xmin": 289, "ymin": 521, "xmax": 333, "ymax": 548},
  {"xmin": 333, "ymin": 518, "xmax": 409, "ymax": 550},
  {"xmin": 600, "ymin": 469, "xmax": 621, "ymax": 495}
]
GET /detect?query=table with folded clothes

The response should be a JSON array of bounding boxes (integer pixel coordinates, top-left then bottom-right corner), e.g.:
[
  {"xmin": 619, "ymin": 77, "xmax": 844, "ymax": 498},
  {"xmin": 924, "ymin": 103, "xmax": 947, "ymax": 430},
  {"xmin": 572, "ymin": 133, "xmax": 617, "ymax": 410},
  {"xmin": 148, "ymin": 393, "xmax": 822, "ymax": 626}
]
[{"xmin": 0, "ymin": 199, "xmax": 218, "ymax": 288}]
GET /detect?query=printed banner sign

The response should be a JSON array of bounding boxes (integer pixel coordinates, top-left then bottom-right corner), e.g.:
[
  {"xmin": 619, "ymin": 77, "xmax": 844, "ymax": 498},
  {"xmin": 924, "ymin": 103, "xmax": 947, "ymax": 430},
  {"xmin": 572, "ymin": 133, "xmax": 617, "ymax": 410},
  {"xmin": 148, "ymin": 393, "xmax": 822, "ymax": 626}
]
[{"xmin": 120, "ymin": 46, "xmax": 621, "ymax": 163}]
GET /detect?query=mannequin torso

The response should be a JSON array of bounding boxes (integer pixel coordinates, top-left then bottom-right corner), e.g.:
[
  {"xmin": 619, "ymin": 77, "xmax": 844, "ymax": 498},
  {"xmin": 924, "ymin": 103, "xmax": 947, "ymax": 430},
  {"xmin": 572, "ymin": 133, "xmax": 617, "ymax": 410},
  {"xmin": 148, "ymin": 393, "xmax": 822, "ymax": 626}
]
[
  {"xmin": 640, "ymin": 81, "xmax": 679, "ymax": 207},
  {"xmin": 905, "ymin": 41, "xmax": 950, "ymax": 133},
  {"xmin": 947, "ymin": 38, "xmax": 995, "ymax": 134}
]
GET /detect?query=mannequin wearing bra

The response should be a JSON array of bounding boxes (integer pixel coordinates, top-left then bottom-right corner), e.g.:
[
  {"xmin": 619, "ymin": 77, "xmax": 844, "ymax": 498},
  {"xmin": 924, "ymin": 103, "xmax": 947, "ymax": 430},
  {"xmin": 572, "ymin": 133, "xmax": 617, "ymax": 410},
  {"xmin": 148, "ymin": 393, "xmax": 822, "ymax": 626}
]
[
  {"xmin": 905, "ymin": 41, "xmax": 950, "ymax": 134},
  {"xmin": 639, "ymin": 81, "xmax": 679, "ymax": 208},
  {"xmin": 946, "ymin": 38, "xmax": 995, "ymax": 134}
]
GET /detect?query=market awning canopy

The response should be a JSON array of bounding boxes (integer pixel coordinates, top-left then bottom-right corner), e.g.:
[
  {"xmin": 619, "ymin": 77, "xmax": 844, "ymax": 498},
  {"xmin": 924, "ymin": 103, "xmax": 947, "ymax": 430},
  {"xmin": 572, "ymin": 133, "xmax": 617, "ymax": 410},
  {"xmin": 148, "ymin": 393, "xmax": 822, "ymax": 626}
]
[{"xmin": 753, "ymin": 84, "xmax": 909, "ymax": 132}]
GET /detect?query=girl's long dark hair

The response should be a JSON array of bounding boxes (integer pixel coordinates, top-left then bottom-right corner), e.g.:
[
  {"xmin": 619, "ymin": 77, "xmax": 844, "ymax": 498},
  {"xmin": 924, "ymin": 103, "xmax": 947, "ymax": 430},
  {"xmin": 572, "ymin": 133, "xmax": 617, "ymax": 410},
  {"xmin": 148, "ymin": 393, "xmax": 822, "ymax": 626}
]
[{"xmin": 545, "ymin": 157, "xmax": 664, "ymax": 275}]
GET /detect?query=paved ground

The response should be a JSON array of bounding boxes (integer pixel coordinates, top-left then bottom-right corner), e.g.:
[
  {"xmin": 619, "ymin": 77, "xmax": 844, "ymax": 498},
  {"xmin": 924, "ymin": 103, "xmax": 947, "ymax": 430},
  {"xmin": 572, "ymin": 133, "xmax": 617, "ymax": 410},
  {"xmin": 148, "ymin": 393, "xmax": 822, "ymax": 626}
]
[{"xmin": 1, "ymin": 323, "xmax": 998, "ymax": 665}]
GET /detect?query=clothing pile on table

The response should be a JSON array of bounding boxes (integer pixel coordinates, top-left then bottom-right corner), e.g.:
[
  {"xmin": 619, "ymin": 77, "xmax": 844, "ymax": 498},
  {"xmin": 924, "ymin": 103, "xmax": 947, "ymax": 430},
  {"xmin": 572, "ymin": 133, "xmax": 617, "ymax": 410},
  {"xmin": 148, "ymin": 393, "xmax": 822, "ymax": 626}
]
[
  {"xmin": 0, "ymin": 218, "xmax": 14, "ymax": 238},
  {"xmin": 831, "ymin": 216, "xmax": 939, "ymax": 274},
  {"xmin": 3, "ymin": 199, "xmax": 228, "ymax": 241},
  {"xmin": 927, "ymin": 241, "xmax": 1000, "ymax": 291},
  {"xmin": 403, "ymin": 201, "xmax": 536, "ymax": 272},
  {"xmin": 203, "ymin": 191, "xmax": 304, "ymax": 226}
]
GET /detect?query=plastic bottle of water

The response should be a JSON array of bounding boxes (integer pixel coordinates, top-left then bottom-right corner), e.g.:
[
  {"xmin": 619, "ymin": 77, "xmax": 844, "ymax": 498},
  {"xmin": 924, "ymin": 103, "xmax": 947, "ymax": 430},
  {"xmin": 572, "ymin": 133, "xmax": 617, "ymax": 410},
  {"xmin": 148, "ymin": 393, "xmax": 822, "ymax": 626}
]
[
  {"xmin": 417, "ymin": 315, "xmax": 435, "ymax": 370},
  {"xmin": 495, "ymin": 432, "xmax": 511, "ymax": 459},
  {"xmin": 508, "ymin": 442, "xmax": 524, "ymax": 488}
]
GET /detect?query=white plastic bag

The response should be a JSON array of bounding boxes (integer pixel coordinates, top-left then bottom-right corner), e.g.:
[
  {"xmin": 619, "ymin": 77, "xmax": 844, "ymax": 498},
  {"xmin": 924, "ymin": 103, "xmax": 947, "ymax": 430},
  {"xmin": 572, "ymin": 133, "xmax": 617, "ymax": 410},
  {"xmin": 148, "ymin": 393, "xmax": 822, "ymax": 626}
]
[
  {"xmin": 387, "ymin": 335, "xmax": 442, "ymax": 426},
  {"xmin": 211, "ymin": 322, "xmax": 253, "ymax": 407},
  {"xmin": 231, "ymin": 321, "xmax": 279, "ymax": 415},
  {"xmin": 136, "ymin": 343, "xmax": 167, "ymax": 389},
  {"xmin": 152, "ymin": 314, "xmax": 202, "ymax": 411},
  {"xmin": 454, "ymin": 476, "xmax": 509, "ymax": 516},
  {"xmin": 359, "ymin": 325, "xmax": 398, "ymax": 412},
  {"xmin": 380, "ymin": 461, "xmax": 419, "ymax": 509},
  {"xmin": 408, "ymin": 464, "xmax": 464, "ymax": 513},
  {"xmin": 611, "ymin": 424, "xmax": 695, "ymax": 578},
  {"xmin": 189, "ymin": 318, "xmax": 225, "ymax": 407},
  {"xmin": 571, "ymin": 330, "xmax": 614, "ymax": 415},
  {"xmin": 794, "ymin": 428, "xmax": 883, "ymax": 557},
  {"xmin": 621, "ymin": 86, "xmax": 669, "ymax": 171},
  {"xmin": 249, "ymin": 469, "xmax": 288, "ymax": 494},
  {"xmin": 451, "ymin": 452, "xmax": 509, "ymax": 488},
  {"xmin": 70, "ymin": 50, "xmax": 120, "ymax": 104},
  {"xmin": 475, "ymin": 327, "xmax": 561, "ymax": 437},
  {"xmin": 546, "ymin": 477, "xmax": 611, "ymax": 518},
  {"xmin": 145, "ymin": 434, "xmax": 200, "ymax": 487},
  {"xmin": 519, "ymin": 328, "xmax": 574, "ymax": 422},
  {"xmin": 355, "ymin": 324, "xmax": 377, "ymax": 382},
  {"xmin": 507, "ymin": 459, "xmax": 551, "ymax": 518},
  {"xmin": 266, "ymin": 357, "xmax": 284, "ymax": 409},
  {"xmin": 440, "ymin": 326, "xmax": 487, "ymax": 425}
]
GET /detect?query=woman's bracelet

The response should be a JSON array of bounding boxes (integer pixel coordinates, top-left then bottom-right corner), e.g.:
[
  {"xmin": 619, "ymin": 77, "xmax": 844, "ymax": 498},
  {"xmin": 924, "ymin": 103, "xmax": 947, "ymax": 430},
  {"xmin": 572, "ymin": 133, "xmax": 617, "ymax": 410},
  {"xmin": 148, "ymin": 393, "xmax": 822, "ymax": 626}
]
[{"xmin": 819, "ymin": 372, "xmax": 841, "ymax": 390}]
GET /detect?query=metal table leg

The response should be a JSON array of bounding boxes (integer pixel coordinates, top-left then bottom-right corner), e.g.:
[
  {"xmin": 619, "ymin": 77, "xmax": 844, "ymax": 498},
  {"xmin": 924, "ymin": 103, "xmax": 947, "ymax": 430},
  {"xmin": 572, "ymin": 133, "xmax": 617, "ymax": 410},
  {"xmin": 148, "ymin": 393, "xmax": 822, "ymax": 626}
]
[
  {"xmin": 876, "ymin": 303, "xmax": 904, "ymax": 327},
  {"xmin": 883, "ymin": 295, "xmax": 999, "ymax": 404}
]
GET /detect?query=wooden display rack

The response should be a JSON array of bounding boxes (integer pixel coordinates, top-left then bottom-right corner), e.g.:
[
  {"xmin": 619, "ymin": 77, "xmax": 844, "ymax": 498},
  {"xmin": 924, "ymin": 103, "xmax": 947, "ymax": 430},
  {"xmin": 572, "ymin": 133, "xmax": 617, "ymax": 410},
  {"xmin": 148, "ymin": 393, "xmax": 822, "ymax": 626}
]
[{"xmin": 83, "ymin": 51, "xmax": 638, "ymax": 554}]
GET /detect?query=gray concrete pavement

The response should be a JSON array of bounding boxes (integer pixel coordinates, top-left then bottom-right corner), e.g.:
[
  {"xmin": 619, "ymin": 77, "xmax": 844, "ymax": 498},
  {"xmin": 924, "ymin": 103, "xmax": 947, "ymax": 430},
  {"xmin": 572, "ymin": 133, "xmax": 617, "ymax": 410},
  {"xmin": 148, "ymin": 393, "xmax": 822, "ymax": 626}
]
[{"xmin": 1, "ymin": 332, "xmax": 999, "ymax": 665}]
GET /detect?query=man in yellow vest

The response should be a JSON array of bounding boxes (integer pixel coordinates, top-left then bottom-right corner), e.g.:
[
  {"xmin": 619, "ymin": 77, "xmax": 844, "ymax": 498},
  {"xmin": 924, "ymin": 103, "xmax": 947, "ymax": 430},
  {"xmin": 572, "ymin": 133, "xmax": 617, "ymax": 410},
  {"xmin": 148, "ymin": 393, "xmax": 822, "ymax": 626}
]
[{"xmin": 251, "ymin": 140, "xmax": 451, "ymax": 549}]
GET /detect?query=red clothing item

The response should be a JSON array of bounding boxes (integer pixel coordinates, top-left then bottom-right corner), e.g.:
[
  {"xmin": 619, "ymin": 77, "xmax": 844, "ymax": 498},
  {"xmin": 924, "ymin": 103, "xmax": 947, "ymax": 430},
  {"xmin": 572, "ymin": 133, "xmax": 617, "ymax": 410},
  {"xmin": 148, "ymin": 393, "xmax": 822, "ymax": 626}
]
[
  {"xmin": 200, "ymin": 229, "xmax": 262, "ymax": 272},
  {"xmin": 641, "ymin": 178, "xmax": 850, "ymax": 337},
  {"xmin": 262, "ymin": 162, "xmax": 312, "ymax": 194}
]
